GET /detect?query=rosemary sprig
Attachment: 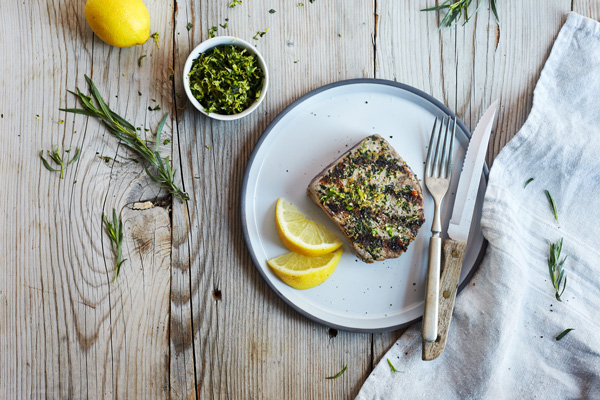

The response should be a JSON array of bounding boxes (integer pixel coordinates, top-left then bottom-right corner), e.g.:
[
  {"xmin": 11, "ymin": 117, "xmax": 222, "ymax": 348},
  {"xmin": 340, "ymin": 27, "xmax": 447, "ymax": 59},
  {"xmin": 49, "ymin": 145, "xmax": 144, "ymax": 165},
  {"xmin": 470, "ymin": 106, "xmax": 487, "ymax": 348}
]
[
  {"xmin": 523, "ymin": 177, "xmax": 534, "ymax": 188},
  {"xmin": 103, "ymin": 208, "xmax": 126, "ymax": 284},
  {"xmin": 422, "ymin": 0, "xmax": 499, "ymax": 29},
  {"xmin": 40, "ymin": 147, "xmax": 81, "ymax": 179},
  {"xmin": 555, "ymin": 328, "xmax": 574, "ymax": 341},
  {"xmin": 61, "ymin": 75, "xmax": 189, "ymax": 201},
  {"xmin": 545, "ymin": 190, "xmax": 559, "ymax": 224},
  {"xmin": 325, "ymin": 364, "xmax": 347, "ymax": 380},
  {"xmin": 548, "ymin": 238, "xmax": 567, "ymax": 302}
]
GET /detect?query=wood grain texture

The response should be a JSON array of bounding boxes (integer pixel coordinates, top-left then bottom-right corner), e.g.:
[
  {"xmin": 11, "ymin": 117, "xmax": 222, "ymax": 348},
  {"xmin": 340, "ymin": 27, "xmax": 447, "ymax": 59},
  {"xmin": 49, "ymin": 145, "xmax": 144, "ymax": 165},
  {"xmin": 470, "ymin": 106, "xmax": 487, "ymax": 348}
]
[
  {"xmin": 2, "ymin": 0, "xmax": 598, "ymax": 398},
  {"xmin": 422, "ymin": 240, "xmax": 466, "ymax": 361},
  {"xmin": 171, "ymin": 1, "xmax": 376, "ymax": 399}
]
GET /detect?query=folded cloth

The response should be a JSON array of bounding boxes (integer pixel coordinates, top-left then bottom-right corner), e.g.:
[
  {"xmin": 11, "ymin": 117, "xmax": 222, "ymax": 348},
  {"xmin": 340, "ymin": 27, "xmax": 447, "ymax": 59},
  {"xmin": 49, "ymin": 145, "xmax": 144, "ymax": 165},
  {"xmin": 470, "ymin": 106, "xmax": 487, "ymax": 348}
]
[{"xmin": 356, "ymin": 12, "xmax": 600, "ymax": 400}]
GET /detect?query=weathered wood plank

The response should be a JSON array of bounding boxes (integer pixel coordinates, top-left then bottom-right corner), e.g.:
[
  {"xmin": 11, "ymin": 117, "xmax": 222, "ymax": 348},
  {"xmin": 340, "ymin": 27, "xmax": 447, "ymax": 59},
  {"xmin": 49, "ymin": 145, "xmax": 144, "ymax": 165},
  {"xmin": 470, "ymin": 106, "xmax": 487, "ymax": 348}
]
[
  {"xmin": 171, "ymin": 1, "xmax": 376, "ymax": 398},
  {"xmin": 0, "ymin": 0, "xmax": 175, "ymax": 398}
]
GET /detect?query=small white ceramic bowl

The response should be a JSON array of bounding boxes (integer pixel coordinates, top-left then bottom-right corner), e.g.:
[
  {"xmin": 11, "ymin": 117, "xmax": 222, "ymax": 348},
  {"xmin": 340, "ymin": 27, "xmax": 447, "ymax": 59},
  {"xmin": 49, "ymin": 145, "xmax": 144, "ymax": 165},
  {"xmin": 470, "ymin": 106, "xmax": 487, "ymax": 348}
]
[{"xmin": 182, "ymin": 36, "xmax": 269, "ymax": 121}]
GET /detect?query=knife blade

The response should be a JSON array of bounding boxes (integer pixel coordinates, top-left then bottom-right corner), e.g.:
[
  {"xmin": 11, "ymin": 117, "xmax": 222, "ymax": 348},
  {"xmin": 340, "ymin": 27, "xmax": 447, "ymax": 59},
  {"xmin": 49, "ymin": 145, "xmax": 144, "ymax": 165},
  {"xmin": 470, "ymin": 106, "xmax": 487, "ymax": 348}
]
[{"xmin": 422, "ymin": 101, "xmax": 498, "ymax": 361}]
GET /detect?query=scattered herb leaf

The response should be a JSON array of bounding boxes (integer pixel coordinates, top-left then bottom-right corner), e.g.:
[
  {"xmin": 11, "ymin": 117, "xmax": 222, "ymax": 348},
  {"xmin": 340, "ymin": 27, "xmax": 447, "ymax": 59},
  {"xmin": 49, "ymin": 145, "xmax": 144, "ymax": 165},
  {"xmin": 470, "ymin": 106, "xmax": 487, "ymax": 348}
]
[
  {"xmin": 220, "ymin": 22, "xmax": 228, "ymax": 29},
  {"xmin": 338, "ymin": 33, "xmax": 342, "ymax": 37},
  {"xmin": 148, "ymin": 105, "xmax": 161, "ymax": 111},
  {"xmin": 36, "ymin": 114, "xmax": 40, "ymax": 119},
  {"xmin": 138, "ymin": 54, "xmax": 147, "ymax": 67},
  {"xmin": 138, "ymin": 91, "xmax": 142, "ymax": 96},
  {"xmin": 548, "ymin": 238, "xmax": 567, "ymax": 302},
  {"xmin": 186, "ymin": 22, "xmax": 193, "ymax": 31},
  {"xmin": 326, "ymin": 364, "xmax": 347, "ymax": 380},
  {"xmin": 556, "ymin": 328, "xmax": 574, "ymax": 341},
  {"xmin": 422, "ymin": 0, "xmax": 499, "ymax": 29},
  {"xmin": 545, "ymin": 190, "xmax": 559, "ymax": 224},
  {"xmin": 387, "ymin": 358, "xmax": 402, "ymax": 373},
  {"xmin": 98, "ymin": 155, "xmax": 112, "ymax": 163},
  {"xmin": 229, "ymin": 0, "xmax": 242, "ymax": 7},
  {"xmin": 58, "ymin": 119, "xmax": 65, "ymax": 125},
  {"xmin": 524, "ymin": 177, "xmax": 534, "ymax": 188},
  {"xmin": 253, "ymin": 28, "xmax": 270, "ymax": 40},
  {"xmin": 103, "ymin": 208, "xmax": 126, "ymax": 285},
  {"xmin": 61, "ymin": 75, "xmax": 189, "ymax": 201},
  {"xmin": 163, "ymin": 139, "xmax": 170, "ymax": 145},
  {"xmin": 269, "ymin": 9, "xmax": 276, "ymax": 13},
  {"xmin": 298, "ymin": 3, "xmax": 304, "ymax": 6},
  {"xmin": 151, "ymin": 32, "xmax": 160, "ymax": 48},
  {"xmin": 187, "ymin": 45, "xmax": 264, "ymax": 115},
  {"xmin": 208, "ymin": 26, "xmax": 218, "ymax": 38},
  {"xmin": 39, "ymin": 147, "xmax": 81, "ymax": 179}
]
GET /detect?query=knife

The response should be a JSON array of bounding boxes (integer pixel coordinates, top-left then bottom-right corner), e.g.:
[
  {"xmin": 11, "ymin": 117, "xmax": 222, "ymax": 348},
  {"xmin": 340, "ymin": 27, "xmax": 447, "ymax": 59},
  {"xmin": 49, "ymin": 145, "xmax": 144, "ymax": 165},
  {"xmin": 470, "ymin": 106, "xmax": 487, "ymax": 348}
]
[{"xmin": 422, "ymin": 100, "xmax": 499, "ymax": 361}]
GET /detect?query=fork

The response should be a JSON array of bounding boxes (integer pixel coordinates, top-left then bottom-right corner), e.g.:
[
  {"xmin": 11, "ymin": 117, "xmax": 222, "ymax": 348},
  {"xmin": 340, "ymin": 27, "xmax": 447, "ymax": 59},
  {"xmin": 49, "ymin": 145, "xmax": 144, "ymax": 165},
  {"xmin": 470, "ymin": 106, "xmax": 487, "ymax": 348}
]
[{"xmin": 422, "ymin": 116, "xmax": 456, "ymax": 343}]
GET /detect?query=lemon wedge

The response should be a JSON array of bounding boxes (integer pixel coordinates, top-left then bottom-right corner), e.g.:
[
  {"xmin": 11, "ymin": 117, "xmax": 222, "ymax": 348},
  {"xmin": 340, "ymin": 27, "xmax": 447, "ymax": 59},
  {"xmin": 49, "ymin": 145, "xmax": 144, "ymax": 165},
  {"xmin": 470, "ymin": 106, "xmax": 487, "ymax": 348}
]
[
  {"xmin": 275, "ymin": 198, "xmax": 343, "ymax": 257},
  {"xmin": 267, "ymin": 248, "xmax": 343, "ymax": 290}
]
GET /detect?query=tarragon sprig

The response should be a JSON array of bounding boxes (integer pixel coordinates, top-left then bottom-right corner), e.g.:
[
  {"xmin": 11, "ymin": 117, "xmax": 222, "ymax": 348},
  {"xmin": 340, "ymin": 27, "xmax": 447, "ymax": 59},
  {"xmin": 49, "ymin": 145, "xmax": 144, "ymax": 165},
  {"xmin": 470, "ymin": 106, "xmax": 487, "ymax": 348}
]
[
  {"xmin": 548, "ymin": 238, "xmax": 567, "ymax": 302},
  {"xmin": 103, "ymin": 208, "xmax": 126, "ymax": 284},
  {"xmin": 40, "ymin": 147, "xmax": 81, "ymax": 179},
  {"xmin": 61, "ymin": 75, "xmax": 189, "ymax": 201},
  {"xmin": 422, "ymin": 0, "xmax": 499, "ymax": 29}
]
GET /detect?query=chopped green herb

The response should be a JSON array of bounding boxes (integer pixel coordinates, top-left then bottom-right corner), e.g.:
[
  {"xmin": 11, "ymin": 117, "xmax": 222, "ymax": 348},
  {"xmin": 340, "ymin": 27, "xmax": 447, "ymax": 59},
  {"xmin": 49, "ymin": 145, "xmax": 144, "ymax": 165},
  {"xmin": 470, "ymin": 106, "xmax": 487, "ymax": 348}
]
[
  {"xmin": 98, "ymin": 155, "xmax": 112, "ymax": 163},
  {"xmin": 298, "ymin": 2, "xmax": 304, "ymax": 6},
  {"xmin": 524, "ymin": 177, "xmax": 534, "ymax": 188},
  {"xmin": 194, "ymin": 176, "xmax": 200, "ymax": 179},
  {"xmin": 186, "ymin": 22, "xmax": 193, "ymax": 31},
  {"xmin": 36, "ymin": 114, "xmax": 40, "ymax": 119},
  {"xmin": 151, "ymin": 32, "xmax": 160, "ymax": 49},
  {"xmin": 294, "ymin": 60, "xmax": 299, "ymax": 63},
  {"xmin": 187, "ymin": 45, "xmax": 264, "ymax": 115},
  {"xmin": 138, "ymin": 91, "xmax": 142, "ymax": 96},
  {"xmin": 548, "ymin": 238, "xmax": 567, "ymax": 302},
  {"xmin": 387, "ymin": 358, "xmax": 402, "ymax": 373},
  {"xmin": 58, "ymin": 119, "xmax": 65, "ymax": 124},
  {"xmin": 545, "ymin": 190, "xmax": 559, "ymax": 224},
  {"xmin": 269, "ymin": 9, "xmax": 276, "ymax": 13},
  {"xmin": 148, "ymin": 105, "xmax": 161, "ymax": 111},
  {"xmin": 253, "ymin": 28, "xmax": 270, "ymax": 40},
  {"xmin": 175, "ymin": 93, "xmax": 182, "ymax": 98},
  {"xmin": 205, "ymin": 145, "xmax": 210, "ymax": 149},
  {"xmin": 326, "ymin": 364, "xmax": 347, "ymax": 380},
  {"xmin": 338, "ymin": 33, "xmax": 342, "ymax": 37},
  {"xmin": 169, "ymin": 66, "xmax": 175, "ymax": 81},
  {"xmin": 220, "ymin": 22, "xmax": 228, "ymax": 29},
  {"xmin": 40, "ymin": 147, "xmax": 81, "ymax": 179},
  {"xmin": 138, "ymin": 54, "xmax": 147, "ymax": 67},
  {"xmin": 310, "ymin": 0, "xmax": 316, "ymax": 2},
  {"xmin": 103, "ymin": 209, "xmax": 126, "ymax": 285},
  {"xmin": 1, "ymin": 114, "xmax": 3, "ymax": 118},
  {"xmin": 163, "ymin": 139, "xmax": 170, "ymax": 145},
  {"xmin": 556, "ymin": 328, "xmax": 574, "ymax": 341},
  {"xmin": 208, "ymin": 26, "xmax": 218, "ymax": 38},
  {"xmin": 229, "ymin": 0, "xmax": 242, "ymax": 7}
]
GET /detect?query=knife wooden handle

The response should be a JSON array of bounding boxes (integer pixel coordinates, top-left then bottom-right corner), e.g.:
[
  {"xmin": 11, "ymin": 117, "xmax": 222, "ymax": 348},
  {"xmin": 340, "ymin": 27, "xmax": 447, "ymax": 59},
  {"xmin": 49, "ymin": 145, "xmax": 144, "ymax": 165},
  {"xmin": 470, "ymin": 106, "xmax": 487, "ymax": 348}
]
[{"xmin": 422, "ymin": 239, "xmax": 466, "ymax": 361}]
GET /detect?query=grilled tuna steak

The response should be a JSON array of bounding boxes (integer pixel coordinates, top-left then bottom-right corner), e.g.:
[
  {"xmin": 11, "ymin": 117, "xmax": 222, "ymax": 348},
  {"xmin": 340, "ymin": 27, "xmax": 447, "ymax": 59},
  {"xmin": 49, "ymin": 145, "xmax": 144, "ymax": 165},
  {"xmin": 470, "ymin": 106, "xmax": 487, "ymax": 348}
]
[{"xmin": 307, "ymin": 135, "xmax": 425, "ymax": 263}]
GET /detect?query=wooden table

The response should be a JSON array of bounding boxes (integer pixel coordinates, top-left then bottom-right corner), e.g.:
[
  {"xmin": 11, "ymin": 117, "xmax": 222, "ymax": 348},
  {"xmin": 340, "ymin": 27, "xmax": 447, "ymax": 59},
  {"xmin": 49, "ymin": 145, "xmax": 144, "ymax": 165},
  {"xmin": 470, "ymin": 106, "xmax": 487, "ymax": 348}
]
[{"xmin": 1, "ymin": 1, "xmax": 597, "ymax": 398}]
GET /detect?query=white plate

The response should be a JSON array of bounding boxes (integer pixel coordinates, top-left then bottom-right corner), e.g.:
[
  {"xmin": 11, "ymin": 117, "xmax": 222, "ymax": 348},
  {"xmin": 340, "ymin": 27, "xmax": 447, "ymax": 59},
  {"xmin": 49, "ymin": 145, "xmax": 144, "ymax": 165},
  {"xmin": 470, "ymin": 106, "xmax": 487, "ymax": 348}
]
[{"xmin": 241, "ymin": 79, "xmax": 487, "ymax": 332}]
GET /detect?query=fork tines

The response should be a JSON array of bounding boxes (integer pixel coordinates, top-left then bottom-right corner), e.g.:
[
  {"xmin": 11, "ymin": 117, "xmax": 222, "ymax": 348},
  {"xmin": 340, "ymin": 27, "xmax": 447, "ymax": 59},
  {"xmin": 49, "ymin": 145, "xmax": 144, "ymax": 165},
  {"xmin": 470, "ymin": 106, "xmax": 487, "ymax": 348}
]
[{"xmin": 426, "ymin": 116, "xmax": 457, "ymax": 180}]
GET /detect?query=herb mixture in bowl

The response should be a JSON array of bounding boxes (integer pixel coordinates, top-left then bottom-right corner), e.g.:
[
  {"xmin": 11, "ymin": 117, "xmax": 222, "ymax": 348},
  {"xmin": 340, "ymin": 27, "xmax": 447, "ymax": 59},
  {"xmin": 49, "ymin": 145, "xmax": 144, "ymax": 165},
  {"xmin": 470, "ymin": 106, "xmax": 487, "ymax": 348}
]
[{"xmin": 187, "ymin": 44, "xmax": 264, "ymax": 115}]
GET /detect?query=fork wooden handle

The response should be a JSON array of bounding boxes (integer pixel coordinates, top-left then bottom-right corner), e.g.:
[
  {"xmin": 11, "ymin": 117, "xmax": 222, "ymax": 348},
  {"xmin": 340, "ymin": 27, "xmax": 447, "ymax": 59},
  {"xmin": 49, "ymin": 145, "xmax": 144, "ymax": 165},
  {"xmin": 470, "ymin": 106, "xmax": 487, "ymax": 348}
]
[
  {"xmin": 422, "ymin": 235, "xmax": 441, "ymax": 342},
  {"xmin": 422, "ymin": 239, "xmax": 466, "ymax": 361}
]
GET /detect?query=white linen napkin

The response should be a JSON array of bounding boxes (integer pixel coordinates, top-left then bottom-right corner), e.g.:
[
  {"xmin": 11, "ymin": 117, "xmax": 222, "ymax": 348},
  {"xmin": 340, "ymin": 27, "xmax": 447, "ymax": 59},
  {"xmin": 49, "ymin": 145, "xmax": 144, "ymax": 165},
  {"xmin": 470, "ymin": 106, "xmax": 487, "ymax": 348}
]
[{"xmin": 356, "ymin": 12, "xmax": 600, "ymax": 400}]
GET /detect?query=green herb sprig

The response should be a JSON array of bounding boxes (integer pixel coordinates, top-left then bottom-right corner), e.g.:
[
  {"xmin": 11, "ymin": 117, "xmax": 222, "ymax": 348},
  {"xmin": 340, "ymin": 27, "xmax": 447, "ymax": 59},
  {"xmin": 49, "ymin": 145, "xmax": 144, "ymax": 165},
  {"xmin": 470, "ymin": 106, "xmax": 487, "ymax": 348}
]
[
  {"xmin": 545, "ymin": 190, "xmax": 559, "ymax": 224},
  {"xmin": 40, "ymin": 147, "xmax": 81, "ymax": 179},
  {"xmin": 523, "ymin": 177, "xmax": 534, "ymax": 188},
  {"xmin": 61, "ymin": 75, "xmax": 189, "ymax": 201},
  {"xmin": 326, "ymin": 364, "xmax": 347, "ymax": 380},
  {"xmin": 188, "ymin": 45, "xmax": 264, "ymax": 115},
  {"xmin": 548, "ymin": 238, "xmax": 567, "ymax": 302},
  {"xmin": 555, "ymin": 328, "xmax": 574, "ymax": 341},
  {"xmin": 422, "ymin": 0, "xmax": 498, "ymax": 29},
  {"xmin": 229, "ymin": 0, "xmax": 242, "ymax": 8},
  {"xmin": 103, "ymin": 208, "xmax": 126, "ymax": 285}
]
